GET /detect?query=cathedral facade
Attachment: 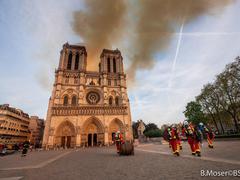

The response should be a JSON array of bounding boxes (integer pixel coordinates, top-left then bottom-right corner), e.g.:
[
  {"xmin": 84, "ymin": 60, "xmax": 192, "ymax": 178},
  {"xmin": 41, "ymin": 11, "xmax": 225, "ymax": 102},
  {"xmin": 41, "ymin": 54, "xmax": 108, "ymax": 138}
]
[{"xmin": 42, "ymin": 43, "xmax": 133, "ymax": 148}]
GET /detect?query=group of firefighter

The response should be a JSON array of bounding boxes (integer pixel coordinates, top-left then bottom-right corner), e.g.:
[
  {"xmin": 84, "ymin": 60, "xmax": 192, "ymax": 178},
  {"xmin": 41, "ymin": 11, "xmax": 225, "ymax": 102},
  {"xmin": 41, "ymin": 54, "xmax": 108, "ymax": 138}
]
[{"xmin": 163, "ymin": 121, "xmax": 215, "ymax": 157}]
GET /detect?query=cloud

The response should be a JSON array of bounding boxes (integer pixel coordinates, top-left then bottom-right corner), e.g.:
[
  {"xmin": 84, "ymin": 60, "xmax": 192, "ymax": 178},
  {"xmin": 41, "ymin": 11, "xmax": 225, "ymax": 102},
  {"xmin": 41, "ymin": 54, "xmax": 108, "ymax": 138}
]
[{"xmin": 130, "ymin": 31, "xmax": 240, "ymax": 126}]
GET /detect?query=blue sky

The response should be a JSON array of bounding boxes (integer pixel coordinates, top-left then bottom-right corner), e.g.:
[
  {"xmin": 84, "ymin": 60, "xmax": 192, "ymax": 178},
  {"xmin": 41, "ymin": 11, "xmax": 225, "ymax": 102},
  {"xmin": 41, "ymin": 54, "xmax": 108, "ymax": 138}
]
[{"xmin": 0, "ymin": 0, "xmax": 240, "ymax": 127}]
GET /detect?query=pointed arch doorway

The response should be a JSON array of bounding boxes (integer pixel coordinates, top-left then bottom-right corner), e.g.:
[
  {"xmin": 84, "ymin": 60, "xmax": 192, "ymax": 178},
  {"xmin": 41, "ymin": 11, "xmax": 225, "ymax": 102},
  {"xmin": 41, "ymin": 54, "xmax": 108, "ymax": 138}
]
[
  {"xmin": 109, "ymin": 119, "xmax": 124, "ymax": 144},
  {"xmin": 82, "ymin": 117, "xmax": 104, "ymax": 147},
  {"xmin": 55, "ymin": 121, "xmax": 76, "ymax": 148}
]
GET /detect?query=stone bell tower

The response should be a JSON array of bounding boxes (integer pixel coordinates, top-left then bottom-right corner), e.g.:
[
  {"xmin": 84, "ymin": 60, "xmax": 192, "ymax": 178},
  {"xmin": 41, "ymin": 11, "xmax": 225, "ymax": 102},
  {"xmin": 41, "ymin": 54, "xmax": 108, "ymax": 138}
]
[{"xmin": 43, "ymin": 43, "xmax": 133, "ymax": 149}]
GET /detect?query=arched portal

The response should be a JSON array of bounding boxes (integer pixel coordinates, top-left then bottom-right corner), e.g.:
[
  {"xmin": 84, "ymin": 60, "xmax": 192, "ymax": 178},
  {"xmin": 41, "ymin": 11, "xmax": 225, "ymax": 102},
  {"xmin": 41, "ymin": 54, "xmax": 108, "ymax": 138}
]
[
  {"xmin": 108, "ymin": 119, "xmax": 124, "ymax": 144},
  {"xmin": 54, "ymin": 121, "xmax": 76, "ymax": 148},
  {"xmin": 81, "ymin": 117, "xmax": 104, "ymax": 147}
]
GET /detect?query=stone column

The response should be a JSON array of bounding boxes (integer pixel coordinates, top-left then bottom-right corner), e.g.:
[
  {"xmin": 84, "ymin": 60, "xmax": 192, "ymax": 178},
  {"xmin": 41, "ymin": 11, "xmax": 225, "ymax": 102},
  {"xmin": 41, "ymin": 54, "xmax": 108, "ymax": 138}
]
[
  {"xmin": 48, "ymin": 136, "xmax": 54, "ymax": 148},
  {"xmin": 79, "ymin": 54, "xmax": 83, "ymax": 71},
  {"xmin": 104, "ymin": 131, "xmax": 109, "ymax": 146},
  {"xmin": 116, "ymin": 58, "xmax": 120, "ymax": 73},
  {"xmin": 76, "ymin": 134, "xmax": 81, "ymax": 147},
  {"xmin": 82, "ymin": 54, "xmax": 87, "ymax": 71},
  {"xmin": 76, "ymin": 126, "xmax": 81, "ymax": 147},
  {"xmin": 119, "ymin": 58, "xmax": 123, "ymax": 73},
  {"xmin": 102, "ymin": 57, "xmax": 107, "ymax": 72}
]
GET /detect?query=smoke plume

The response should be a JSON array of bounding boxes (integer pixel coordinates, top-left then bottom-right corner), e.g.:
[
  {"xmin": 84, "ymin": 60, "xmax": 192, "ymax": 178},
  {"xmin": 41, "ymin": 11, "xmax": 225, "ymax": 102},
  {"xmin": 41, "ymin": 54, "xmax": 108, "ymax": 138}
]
[
  {"xmin": 72, "ymin": 0, "xmax": 234, "ymax": 81},
  {"xmin": 72, "ymin": 0, "xmax": 127, "ymax": 70},
  {"xmin": 128, "ymin": 0, "xmax": 235, "ymax": 81}
]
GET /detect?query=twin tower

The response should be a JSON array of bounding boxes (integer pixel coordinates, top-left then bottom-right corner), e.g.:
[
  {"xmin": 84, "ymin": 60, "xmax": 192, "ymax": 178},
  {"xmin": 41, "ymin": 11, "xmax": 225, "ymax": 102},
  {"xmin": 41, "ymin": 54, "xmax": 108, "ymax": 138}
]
[{"xmin": 43, "ymin": 43, "xmax": 133, "ymax": 148}]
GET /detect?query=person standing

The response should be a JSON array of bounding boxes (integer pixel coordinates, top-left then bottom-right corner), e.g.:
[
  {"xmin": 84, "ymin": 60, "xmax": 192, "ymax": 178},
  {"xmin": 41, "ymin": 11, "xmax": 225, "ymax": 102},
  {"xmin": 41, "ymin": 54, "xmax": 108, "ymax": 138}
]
[
  {"xmin": 163, "ymin": 126, "xmax": 172, "ymax": 149},
  {"xmin": 183, "ymin": 121, "xmax": 196, "ymax": 156},
  {"xmin": 22, "ymin": 141, "xmax": 30, "ymax": 157},
  {"xmin": 115, "ymin": 131, "xmax": 123, "ymax": 154},
  {"xmin": 193, "ymin": 124, "xmax": 203, "ymax": 157},
  {"xmin": 199, "ymin": 123, "xmax": 214, "ymax": 148},
  {"xmin": 168, "ymin": 125, "xmax": 180, "ymax": 156},
  {"xmin": 205, "ymin": 126, "xmax": 214, "ymax": 148}
]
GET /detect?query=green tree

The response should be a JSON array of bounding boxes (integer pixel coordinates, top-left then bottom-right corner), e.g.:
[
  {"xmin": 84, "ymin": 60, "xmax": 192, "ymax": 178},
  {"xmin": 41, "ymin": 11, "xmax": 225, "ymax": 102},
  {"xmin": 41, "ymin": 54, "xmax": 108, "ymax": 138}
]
[
  {"xmin": 184, "ymin": 56, "xmax": 240, "ymax": 133},
  {"xmin": 183, "ymin": 101, "xmax": 207, "ymax": 125},
  {"xmin": 196, "ymin": 83, "xmax": 225, "ymax": 133},
  {"xmin": 144, "ymin": 123, "xmax": 159, "ymax": 132},
  {"xmin": 143, "ymin": 123, "xmax": 162, "ymax": 137},
  {"xmin": 144, "ymin": 129, "xmax": 162, "ymax": 138},
  {"xmin": 217, "ymin": 57, "xmax": 240, "ymax": 132}
]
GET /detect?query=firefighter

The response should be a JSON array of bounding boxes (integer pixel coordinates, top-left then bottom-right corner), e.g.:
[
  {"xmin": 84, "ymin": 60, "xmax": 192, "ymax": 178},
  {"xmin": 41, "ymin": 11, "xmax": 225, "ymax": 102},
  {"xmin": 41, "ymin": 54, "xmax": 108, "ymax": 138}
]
[
  {"xmin": 21, "ymin": 141, "xmax": 30, "ymax": 157},
  {"xmin": 183, "ymin": 121, "xmax": 196, "ymax": 156},
  {"xmin": 168, "ymin": 125, "xmax": 180, "ymax": 156},
  {"xmin": 199, "ymin": 122, "xmax": 214, "ymax": 148},
  {"xmin": 193, "ymin": 124, "xmax": 203, "ymax": 157},
  {"xmin": 177, "ymin": 123, "xmax": 183, "ymax": 150},
  {"xmin": 163, "ymin": 126, "xmax": 172, "ymax": 149},
  {"xmin": 205, "ymin": 126, "xmax": 214, "ymax": 148},
  {"xmin": 115, "ymin": 131, "xmax": 123, "ymax": 154}
]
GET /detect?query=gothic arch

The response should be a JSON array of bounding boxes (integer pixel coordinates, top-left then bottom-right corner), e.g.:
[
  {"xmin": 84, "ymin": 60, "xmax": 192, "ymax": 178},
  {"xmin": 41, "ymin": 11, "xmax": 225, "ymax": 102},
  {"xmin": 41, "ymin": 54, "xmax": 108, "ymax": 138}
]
[
  {"xmin": 81, "ymin": 117, "xmax": 105, "ymax": 146},
  {"xmin": 54, "ymin": 120, "xmax": 76, "ymax": 148},
  {"xmin": 82, "ymin": 117, "xmax": 104, "ymax": 134},
  {"xmin": 109, "ymin": 90, "xmax": 120, "ymax": 98},
  {"xmin": 108, "ymin": 118, "xmax": 124, "ymax": 143},
  {"xmin": 61, "ymin": 88, "xmax": 78, "ymax": 97},
  {"xmin": 115, "ymin": 96, "xmax": 119, "ymax": 106},
  {"xmin": 63, "ymin": 95, "xmax": 69, "ymax": 106},
  {"xmin": 109, "ymin": 118, "xmax": 124, "ymax": 131},
  {"xmin": 71, "ymin": 95, "xmax": 77, "ymax": 106},
  {"xmin": 109, "ymin": 96, "xmax": 113, "ymax": 105},
  {"xmin": 110, "ymin": 90, "xmax": 116, "ymax": 97},
  {"xmin": 55, "ymin": 120, "xmax": 76, "ymax": 136},
  {"xmin": 61, "ymin": 89, "xmax": 78, "ymax": 105}
]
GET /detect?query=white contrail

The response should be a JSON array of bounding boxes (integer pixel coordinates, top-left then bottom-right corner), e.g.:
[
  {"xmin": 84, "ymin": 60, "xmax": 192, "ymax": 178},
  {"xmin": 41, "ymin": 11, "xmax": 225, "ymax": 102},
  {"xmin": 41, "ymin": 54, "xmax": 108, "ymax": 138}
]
[
  {"xmin": 167, "ymin": 29, "xmax": 240, "ymax": 89},
  {"xmin": 168, "ymin": 19, "xmax": 185, "ymax": 89},
  {"xmin": 175, "ymin": 32, "xmax": 240, "ymax": 36}
]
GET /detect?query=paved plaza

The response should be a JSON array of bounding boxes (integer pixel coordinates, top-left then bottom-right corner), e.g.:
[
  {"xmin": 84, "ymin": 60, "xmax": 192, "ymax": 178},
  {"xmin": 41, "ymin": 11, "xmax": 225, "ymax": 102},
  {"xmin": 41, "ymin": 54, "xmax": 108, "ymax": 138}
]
[{"xmin": 0, "ymin": 140, "xmax": 240, "ymax": 180}]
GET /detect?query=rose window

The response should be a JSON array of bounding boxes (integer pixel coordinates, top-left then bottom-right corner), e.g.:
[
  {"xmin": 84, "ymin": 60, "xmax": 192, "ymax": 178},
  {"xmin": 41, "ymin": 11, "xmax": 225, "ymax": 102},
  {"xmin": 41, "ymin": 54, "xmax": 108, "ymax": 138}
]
[{"xmin": 86, "ymin": 91, "xmax": 100, "ymax": 104}]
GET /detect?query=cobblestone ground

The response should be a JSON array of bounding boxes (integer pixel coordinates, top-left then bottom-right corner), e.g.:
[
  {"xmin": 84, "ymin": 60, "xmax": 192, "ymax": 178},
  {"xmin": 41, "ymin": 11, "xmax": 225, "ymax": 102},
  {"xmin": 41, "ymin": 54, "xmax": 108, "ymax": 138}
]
[{"xmin": 0, "ymin": 140, "xmax": 240, "ymax": 180}]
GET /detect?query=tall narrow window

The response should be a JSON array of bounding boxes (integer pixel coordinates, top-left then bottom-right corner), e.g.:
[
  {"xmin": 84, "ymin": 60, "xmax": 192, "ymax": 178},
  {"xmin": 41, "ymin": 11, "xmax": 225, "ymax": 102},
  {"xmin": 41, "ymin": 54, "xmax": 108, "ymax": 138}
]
[
  {"xmin": 98, "ymin": 63, "xmax": 101, "ymax": 72},
  {"xmin": 63, "ymin": 96, "xmax": 68, "ymax": 106},
  {"xmin": 72, "ymin": 96, "xmax": 77, "ymax": 106},
  {"xmin": 67, "ymin": 52, "xmax": 72, "ymax": 70},
  {"xmin": 107, "ymin": 57, "xmax": 111, "ymax": 72},
  {"xmin": 113, "ymin": 58, "xmax": 116, "ymax": 73},
  {"xmin": 109, "ymin": 97, "xmax": 113, "ymax": 105},
  {"xmin": 75, "ymin": 53, "xmax": 79, "ymax": 70},
  {"xmin": 115, "ymin": 97, "xmax": 119, "ymax": 106}
]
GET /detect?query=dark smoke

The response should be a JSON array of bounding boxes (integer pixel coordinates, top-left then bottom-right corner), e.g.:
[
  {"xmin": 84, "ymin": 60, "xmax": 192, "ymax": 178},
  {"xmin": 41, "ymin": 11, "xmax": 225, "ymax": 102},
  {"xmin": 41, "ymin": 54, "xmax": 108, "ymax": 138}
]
[
  {"xmin": 72, "ymin": 0, "xmax": 235, "ymax": 81},
  {"xmin": 72, "ymin": 0, "xmax": 127, "ymax": 70},
  {"xmin": 128, "ymin": 0, "xmax": 235, "ymax": 81}
]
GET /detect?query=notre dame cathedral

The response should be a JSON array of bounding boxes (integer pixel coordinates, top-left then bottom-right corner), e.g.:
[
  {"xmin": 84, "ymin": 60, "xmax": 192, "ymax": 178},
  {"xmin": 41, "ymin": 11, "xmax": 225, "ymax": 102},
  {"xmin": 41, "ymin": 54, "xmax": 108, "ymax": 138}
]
[{"xmin": 42, "ymin": 43, "xmax": 133, "ymax": 148}]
